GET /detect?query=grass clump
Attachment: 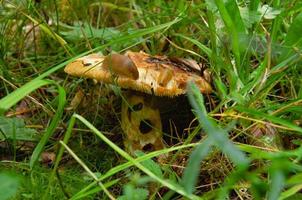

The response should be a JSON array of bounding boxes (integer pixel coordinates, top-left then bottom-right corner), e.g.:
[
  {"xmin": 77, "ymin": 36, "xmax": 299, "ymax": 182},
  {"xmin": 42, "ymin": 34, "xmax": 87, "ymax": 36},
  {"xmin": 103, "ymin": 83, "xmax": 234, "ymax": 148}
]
[{"xmin": 1, "ymin": 0, "xmax": 302, "ymax": 199}]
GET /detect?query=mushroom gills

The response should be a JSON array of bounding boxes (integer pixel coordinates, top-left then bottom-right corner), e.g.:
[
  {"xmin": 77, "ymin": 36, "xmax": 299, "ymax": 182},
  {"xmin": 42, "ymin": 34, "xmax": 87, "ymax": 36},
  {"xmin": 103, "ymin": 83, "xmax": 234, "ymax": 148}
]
[{"xmin": 121, "ymin": 92, "xmax": 165, "ymax": 154}]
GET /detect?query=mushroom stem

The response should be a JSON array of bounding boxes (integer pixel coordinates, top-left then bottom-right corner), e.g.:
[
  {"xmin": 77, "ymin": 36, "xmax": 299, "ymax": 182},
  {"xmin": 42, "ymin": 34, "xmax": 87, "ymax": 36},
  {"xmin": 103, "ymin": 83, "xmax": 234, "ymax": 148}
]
[{"xmin": 121, "ymin": 92, "xmax": 165, "ymax": 154}]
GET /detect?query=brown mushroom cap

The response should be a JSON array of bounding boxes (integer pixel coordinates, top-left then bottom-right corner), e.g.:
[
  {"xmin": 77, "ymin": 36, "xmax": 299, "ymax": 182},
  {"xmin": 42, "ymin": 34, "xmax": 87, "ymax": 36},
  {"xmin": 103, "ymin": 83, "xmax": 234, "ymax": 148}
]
[{"xmin": 64, "ymin": 51, "xmax": 212, "ymax": 96}]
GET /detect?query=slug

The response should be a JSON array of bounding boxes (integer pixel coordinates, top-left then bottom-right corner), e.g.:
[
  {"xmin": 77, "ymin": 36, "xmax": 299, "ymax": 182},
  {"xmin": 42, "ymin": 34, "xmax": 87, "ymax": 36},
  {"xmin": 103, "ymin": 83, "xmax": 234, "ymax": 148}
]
[{"xmin": 101, "ymin": 53, "xmax": 139, "ymax": 80}]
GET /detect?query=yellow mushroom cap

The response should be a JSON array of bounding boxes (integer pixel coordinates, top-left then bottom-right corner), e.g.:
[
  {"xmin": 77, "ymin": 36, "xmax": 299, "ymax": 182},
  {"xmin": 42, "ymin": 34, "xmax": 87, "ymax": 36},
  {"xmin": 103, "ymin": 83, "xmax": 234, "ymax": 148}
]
[{"xmin": 64, "ymin": 51, "xmax": 212, "ymax": 97}]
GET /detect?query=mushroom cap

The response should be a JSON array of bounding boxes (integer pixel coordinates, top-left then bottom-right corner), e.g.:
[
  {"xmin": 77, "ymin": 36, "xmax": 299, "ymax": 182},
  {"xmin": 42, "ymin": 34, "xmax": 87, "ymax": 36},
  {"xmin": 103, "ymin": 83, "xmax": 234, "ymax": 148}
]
[{"xmin": 64, "ymin": 51, "xmax": 212, "ymax": 96}]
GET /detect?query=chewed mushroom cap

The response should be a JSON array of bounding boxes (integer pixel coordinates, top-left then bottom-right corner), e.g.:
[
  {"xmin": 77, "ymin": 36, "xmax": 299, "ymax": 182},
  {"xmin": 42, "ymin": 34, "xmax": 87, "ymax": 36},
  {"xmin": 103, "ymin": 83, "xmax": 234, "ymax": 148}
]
[{"xmin": 64, "ymin": 51, "xmax": 212, "ymax": 96}]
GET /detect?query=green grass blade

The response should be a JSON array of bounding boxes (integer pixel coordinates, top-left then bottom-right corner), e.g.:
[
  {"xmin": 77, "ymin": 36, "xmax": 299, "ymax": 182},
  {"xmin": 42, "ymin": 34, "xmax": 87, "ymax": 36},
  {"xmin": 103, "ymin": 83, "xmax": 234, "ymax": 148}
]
[
  {"xmin": 214, "ymin": 0, "xmax": 243, "ymax": 72},
  {"xmin": 53, "ymin": 116, "xmax": 77, "ymax": 172},
  {"xmin": 279, "ymin": 12, "xmax": 302, "ymax": 62},
  {"xmin": 248, "ymin": 71, "xmax": 285, "ymax": 104},
  {"xmin": 249, "ymin": 0, "xmax": 260, "ymax": 12},
  {"xmin": 271, "ymin": 54, "xmax": 300, "ymax": 73},
  {"xmin": 23, "ymin": 13, "xmax": 67, "ymax": 46},
  {"xmin": 0, "ymin": 79, "xmax": 53, "ymax": 115},
  {"xmin": 187, "ymin": 82, "xmax": 250, "ymax": 168},
  {"xmin": 43, "ymin": 115, "xmax": 77, "ymax": 199},
  {"xmin": 72, "ymin": 179, "xmax": 120, "ymax": 200},
  {"xmin": 30, "ymin": 84, "xmax": 66, "ymax": 168},
  {"xmin": 270, "ymin": 1, "xmax": 281, "ymax": 43},
  {"xmin": 224, "ymin": 0, "xmax": 246, "ymax": 33},
  {"xmin": 0, "ymin": 172, "xmax": 20, "ymax": 200},
  {"xmin": 280, "ymin": 183, "xmax": 302, "ymax": 200},
  {"xmin": 284, "ymin": 12, "xmax": 302, "ymax": 47},
  {"xmin": 235, "ymin": 106, "xmax": 302, "ymax": 134},
  {"xmin": 174, "ymin": 33, "xmax": 212, "ymax": 57},
  {"xmin": 268, "ymin": 165, "xmax": 285, "ymax": 200},
  {"xmin": 135, "ymin": 151, "xmax": 163, "ymax": 179},
  {"xmin": 181, "ymin": 138, "xmax": 213, "ymax": 194}
]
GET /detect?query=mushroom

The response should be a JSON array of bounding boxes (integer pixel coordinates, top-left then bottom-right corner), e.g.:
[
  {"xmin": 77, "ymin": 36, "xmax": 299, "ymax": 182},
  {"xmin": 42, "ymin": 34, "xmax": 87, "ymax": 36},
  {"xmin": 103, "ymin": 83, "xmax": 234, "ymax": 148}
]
[{"xmin": 64, "ymin": 51, "xmax": 212, "ymax": 154}]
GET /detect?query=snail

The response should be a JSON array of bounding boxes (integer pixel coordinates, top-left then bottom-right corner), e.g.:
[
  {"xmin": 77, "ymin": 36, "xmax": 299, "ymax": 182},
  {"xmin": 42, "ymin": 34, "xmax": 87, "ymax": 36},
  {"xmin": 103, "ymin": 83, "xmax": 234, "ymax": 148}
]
[{"xmin": 101, "ymin": 53, "xmax": 139, "ymax": 80}]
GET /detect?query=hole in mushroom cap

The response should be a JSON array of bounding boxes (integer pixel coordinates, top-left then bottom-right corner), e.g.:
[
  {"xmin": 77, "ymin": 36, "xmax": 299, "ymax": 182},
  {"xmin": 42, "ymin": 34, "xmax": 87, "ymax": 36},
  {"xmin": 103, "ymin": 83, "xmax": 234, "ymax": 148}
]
[
  {"xmin": 83, "ymin": 62, "xmax": 91, "ymax": 66},
  {"xmin": 127, "ymin": 102, "xmax": 143, "ymax": 120},
  {"xmin": 142, "ymin": 143, "xmax": 154, "ymax": 152},
  {"xmin": 139, "ymin": 119, "xmax": 153, "ymax": 134},
  {"xmin": 178, "ymin": 82, "xmax": 187, "ymax": 89},
  {"xmin": 132, "ymin": 103, "xmax": 143, "ymax": 111}
]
